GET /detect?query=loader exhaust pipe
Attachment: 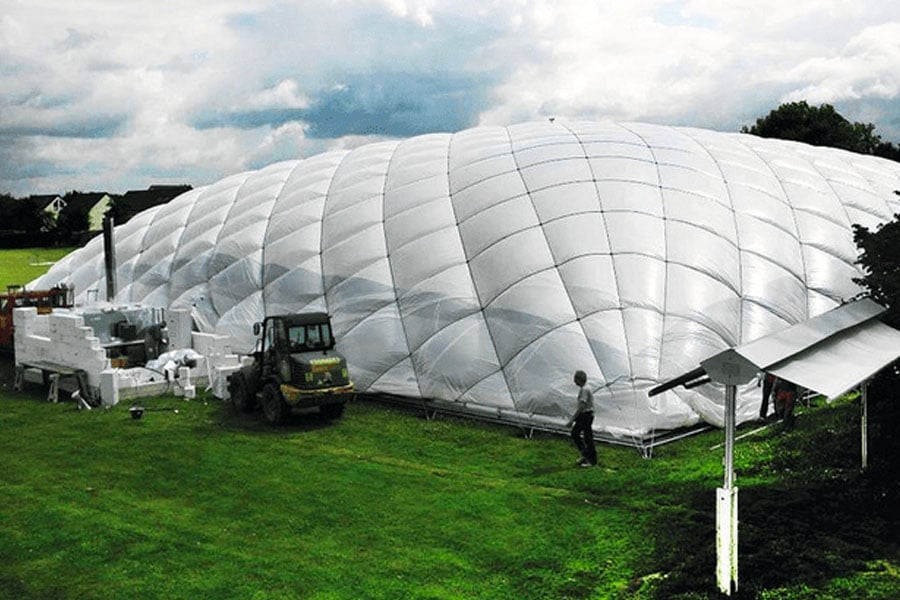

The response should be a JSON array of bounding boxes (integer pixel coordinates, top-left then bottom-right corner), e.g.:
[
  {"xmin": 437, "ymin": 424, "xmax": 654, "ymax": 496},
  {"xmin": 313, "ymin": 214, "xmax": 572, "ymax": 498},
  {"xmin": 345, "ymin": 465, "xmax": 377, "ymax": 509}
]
[{"xmin": 102, "ymin": 214, "xmax": 117, "ymax": 302}]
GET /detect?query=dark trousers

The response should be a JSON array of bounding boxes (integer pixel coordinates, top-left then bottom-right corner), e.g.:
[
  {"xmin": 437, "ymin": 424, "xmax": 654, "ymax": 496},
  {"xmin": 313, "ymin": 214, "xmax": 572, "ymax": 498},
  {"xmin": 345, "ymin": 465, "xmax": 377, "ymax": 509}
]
[
  {"xmin": 571, "ymin": 411, "xmax": 597, "ymax": 465},
  {"xmin": 760, "ymin": 377, "xmax": 774, "ymax": 419},
  {"xmin": 776, "ymin": 391, "xmax": 796, "ymax": 431}
]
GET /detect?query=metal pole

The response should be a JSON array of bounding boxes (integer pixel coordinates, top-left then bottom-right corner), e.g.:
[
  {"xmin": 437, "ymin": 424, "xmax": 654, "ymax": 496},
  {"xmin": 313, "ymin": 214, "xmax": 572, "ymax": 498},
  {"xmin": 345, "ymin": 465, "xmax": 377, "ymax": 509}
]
[
  {"xmin": 861, "ymin": 381, "xmax": 868, "ymax": 471},
  {"xmin": 102, "ymin": 215, "xmax": 117, "ymax": 302},
  {"xmin": 717, "ymin": 384, "xmax": 738, "ymax": 595},
  {"xmin": 724, "ymin": 384, "xmax": 735, "ymax": 490}
]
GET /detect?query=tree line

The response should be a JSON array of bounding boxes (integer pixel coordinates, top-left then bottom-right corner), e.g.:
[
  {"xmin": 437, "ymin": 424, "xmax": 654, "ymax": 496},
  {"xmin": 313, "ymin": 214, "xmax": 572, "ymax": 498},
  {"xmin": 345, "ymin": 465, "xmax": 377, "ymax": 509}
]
[
  {"xmin": 742, "ymin": 100, "xmax": 900, "ymax": 161},
  {"xmin": 0, "ymin": 186, "xmax": 191, "ymax": 248},
  {"xmin": 0, "ymin": 191, "xmax": 100, "ymax": 247}
]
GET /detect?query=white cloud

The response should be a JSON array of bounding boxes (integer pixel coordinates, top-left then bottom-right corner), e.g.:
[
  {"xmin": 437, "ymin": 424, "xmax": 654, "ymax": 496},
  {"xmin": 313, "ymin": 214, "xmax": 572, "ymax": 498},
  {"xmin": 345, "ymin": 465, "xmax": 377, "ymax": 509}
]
[
  {"xmin": 3, "ymin": 0, "xmax": 900, "ymax": 196},
  {"xmin": 480, "ymin": 1, "xmax": 900, "ymax": 133},
  {"xmin": 782, "ymin": 22, "xmax": 900, "ymax": 104},
  {"xmin": 382, "ymin": 0, "xmax": 438, "ymax": 27},
  {"xmin": 479, "ymin": 1, "xmax": 735, "ymax": 126},
  {"xmin": 247, "ymin": 80, "xmax": 310, "ymax": 109}
]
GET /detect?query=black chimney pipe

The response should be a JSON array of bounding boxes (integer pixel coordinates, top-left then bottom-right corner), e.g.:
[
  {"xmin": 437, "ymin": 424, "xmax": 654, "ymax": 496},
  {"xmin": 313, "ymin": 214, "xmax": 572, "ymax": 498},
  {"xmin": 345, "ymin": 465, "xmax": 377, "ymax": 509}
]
[{"xmin": 102, "ymin": 214, "xmax": 117, "ymax": 301}]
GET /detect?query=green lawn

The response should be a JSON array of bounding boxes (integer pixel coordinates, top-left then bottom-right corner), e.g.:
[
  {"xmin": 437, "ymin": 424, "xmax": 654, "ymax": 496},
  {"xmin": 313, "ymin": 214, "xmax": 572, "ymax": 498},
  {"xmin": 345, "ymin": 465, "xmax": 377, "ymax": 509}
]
[
  {"xmin": 1, "ymin": 248, "xmax": 897, "ymax": 599},
  {"xmin": 0, "ymin": 381, "xmax": 897, "ymax": 600},
  {"xmin": 0, "ymin": 247, "xmax": 75, "ymax": 289}
]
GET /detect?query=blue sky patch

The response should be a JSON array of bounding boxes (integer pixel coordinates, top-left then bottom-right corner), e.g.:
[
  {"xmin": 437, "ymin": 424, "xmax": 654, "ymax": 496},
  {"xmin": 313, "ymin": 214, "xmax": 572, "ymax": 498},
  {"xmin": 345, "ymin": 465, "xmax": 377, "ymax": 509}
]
[
  {"xmin": 0, "ymin": 113, "xmax": 126, "ymax": 139},
  {"xmin": 193, "ymin": 71, "xmax": 493, "ymax": 138}
]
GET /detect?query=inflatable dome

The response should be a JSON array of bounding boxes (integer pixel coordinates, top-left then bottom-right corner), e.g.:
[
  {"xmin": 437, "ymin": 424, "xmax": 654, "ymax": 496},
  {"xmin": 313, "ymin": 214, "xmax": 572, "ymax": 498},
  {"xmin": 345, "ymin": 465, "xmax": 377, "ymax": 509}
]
[{"xmin": 33, "ymin": 121, "xmax": 900, "ymax": 436}]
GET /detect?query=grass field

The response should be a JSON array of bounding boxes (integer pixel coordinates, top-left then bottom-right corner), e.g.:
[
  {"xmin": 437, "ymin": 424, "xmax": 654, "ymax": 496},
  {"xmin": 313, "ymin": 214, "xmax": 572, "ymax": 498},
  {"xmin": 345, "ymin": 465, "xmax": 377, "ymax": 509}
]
[
  {"xmin": 1, "ymin": 248, "xmax": 898, "ymax": 599},
  {"xmin": 0, "ymin": 247, "xmax": 75, "ymax": 289},
  {"xmin": 0, "ymin": 379, "xmax": 898, "ymax": 600}
]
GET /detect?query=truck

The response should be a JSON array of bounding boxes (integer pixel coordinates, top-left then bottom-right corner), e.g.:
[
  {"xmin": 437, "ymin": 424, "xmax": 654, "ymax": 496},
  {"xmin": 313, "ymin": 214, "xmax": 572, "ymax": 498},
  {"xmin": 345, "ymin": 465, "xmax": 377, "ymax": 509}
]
[
  {"xmin": 0, "ymin": 284, "xmax": 75, "ymax": 353},
  {"xmin": 227, "ymin": 313, "xmax": 354, "ymax": 424}
]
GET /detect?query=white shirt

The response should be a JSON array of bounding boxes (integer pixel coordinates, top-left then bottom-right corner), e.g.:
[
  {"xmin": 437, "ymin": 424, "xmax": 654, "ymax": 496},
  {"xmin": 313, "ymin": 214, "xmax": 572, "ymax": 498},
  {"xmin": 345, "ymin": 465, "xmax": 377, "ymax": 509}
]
[{"xmin": 576, "ymin": 386, "xmax": 594, "ymax": 414}]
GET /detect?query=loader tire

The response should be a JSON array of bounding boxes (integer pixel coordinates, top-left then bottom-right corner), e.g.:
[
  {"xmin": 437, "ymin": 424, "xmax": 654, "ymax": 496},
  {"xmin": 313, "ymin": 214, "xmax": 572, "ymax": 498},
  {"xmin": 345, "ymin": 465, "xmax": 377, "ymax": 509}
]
[
  {"xmin": 262, "ymin": 383, "xmax": 289, "ymax": 425},
  {"xmin": 229, "ymin": 375, "xmax": 255, "ymax": 413}
]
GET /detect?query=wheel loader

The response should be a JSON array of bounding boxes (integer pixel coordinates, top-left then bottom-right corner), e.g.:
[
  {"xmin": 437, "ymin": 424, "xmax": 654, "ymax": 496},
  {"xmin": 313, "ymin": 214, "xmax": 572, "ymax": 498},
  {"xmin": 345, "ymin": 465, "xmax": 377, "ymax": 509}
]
[{"xmin": 228, "ymin": 313, "xmax": 354, "ymax": 424}]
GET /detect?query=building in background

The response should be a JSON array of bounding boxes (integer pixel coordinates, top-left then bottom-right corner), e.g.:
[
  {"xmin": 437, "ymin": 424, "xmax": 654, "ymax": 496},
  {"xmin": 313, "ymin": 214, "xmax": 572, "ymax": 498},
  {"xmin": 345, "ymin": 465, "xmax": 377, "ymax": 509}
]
[{"xmin": 109, "ymin": 185, "xmax": 192, "ymax": 225}]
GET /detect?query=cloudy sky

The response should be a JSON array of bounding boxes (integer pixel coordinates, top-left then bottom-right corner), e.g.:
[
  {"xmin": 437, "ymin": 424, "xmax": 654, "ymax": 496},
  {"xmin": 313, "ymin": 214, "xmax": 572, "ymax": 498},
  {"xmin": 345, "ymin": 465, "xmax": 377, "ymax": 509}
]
[{"xmin": 2, "ymin": 0, "xmax": 899, "ymax": 196}]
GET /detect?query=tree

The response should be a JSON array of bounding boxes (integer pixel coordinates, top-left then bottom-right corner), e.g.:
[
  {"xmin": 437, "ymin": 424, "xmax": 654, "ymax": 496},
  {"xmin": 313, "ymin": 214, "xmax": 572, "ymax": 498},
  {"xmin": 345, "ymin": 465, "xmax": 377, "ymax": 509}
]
[
  {"xmin": 56, "ymin": 191, "xmax": 90, "ymax": 235},
  {"xmin": 851, "ymin": 121, "xmax": 881, "ymax": 155},
  {"xmin": 874, "ymin": 140, "xmax": 900, "ymax": 162},
  {"xmin": 852, "ymin": 209, "xmax": 900, "ymax": 477},
  {"xmin": 1, "ymin": 196, "xmax": 53, "ymax": 232},
  {"xmin": 742, "ymin": 101, "xmax": 900, "ymax": 162},
  {"xmin": 0, "ymin": 193, "xmax": 15, "ymax": 228},
  {"xmin": 853, "ymin": 208, "xmax": 900, "ymax": 328}
]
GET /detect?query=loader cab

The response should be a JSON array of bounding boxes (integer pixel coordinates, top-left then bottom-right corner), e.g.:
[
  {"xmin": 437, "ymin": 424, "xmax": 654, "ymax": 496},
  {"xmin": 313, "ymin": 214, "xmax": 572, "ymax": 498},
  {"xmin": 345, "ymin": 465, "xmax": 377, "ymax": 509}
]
[
  {"xmin": 287, "ymin": 320, "xmax": 334, "ymax": 352},
  {"xmin": 231, "ymin": 312, "xmax": 352, "ymax": 424},
  {"xmin": 254, "ymin": 313, "xmax": 336, "ymax": 378},
  {"xmin": 254, "ymin": 314, "xmax": 335, "ymax": 355}
]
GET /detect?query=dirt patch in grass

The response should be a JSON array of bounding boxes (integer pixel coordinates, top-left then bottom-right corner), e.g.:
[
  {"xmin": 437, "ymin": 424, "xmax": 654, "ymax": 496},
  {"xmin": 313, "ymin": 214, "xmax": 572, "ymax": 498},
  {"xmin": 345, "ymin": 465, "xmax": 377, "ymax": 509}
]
[{"xmin": 648, "ymin": 396, "xmax": 900, "ymax": 599}]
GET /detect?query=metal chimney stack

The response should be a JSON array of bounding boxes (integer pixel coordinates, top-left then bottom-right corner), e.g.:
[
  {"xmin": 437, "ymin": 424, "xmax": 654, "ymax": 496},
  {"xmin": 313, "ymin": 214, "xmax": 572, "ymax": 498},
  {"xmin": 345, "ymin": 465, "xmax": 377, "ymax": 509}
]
[{"xmin": 102, "ymin": 214, "xmax": 117, "ymax": 302}]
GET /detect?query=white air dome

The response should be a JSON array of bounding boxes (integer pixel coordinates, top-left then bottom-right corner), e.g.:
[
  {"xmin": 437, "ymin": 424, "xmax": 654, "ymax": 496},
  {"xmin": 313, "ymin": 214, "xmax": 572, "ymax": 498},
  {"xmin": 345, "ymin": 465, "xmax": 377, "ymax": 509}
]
[{"xmin": 34, "ymin": 121, "xmax": 900, "ymax": 436}]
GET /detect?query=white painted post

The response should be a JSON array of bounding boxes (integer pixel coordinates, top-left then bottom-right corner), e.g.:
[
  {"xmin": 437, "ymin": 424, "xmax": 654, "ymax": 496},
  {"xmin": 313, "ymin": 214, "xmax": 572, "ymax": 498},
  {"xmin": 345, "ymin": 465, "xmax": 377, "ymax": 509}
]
[
  {"xmin": 716, "ymin": 384, "xmax": 739, "ymax": 595},
  {"xmin": 716, "ymin": 486, "xmax": 738, "ymax": 594},
  {"xmin": 861, "ymin": 381, "xmax": 868, "ymax": 471}
]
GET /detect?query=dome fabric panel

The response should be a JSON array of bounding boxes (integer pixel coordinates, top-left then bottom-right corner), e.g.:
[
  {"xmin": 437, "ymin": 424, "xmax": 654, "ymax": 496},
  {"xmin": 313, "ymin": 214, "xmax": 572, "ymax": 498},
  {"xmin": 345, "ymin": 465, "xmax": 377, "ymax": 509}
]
[{"xmin": 32, "ymin": 121, "xmax": 900, "ymax": 436}]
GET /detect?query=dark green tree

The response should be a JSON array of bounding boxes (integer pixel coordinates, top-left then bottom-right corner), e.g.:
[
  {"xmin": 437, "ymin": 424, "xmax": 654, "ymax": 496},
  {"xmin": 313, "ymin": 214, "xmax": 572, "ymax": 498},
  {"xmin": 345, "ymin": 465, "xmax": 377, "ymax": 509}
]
[
  {"xmin": 0, "ymin": 193, "xmax": 15, "ymax": 228},
  {"xmin": 1, "ymin": 196, "xmax": 53, "ymax": 232},
  {"xmin": 852, "ymin": 208, "xmax": 900, "ymax": 478},
  {"xmin": 106, "ymin": 197, "xmax": 126, "ymax": 224},
  {"xmin": 853, "ymin": 208, "xmax": 900, "ymax": 328},
  {"xmin": 874, "ymin": 140, "xmax": 900, "ymax": 162},
  {"xmin": 742, "ymin": 101, "xmax": 881, "ymax": 154},
  {"xmin": 56, "ymin": 191, "xmax": 90, "ymax": 234}
]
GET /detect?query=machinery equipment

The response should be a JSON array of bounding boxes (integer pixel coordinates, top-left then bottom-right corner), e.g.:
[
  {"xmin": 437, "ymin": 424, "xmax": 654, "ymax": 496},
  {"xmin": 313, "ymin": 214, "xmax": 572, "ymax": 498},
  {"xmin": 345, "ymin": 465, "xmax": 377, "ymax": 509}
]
[
  {"xmin": 228, "ymin": 313, "xmax": 354, "ymax": 424},
  {"xmin": 0, "ymin": 284, "xmax": 74, "ymax": 353}
]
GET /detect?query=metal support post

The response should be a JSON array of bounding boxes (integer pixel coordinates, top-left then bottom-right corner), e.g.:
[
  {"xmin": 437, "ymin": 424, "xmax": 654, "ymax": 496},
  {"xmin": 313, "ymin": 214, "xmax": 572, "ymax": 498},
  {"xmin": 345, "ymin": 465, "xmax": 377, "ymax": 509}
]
[
  {"xmin": 723, "ymin": 384, "xmax": 735, "ymax": 489},
  {"xmin": 14, "ymin": 365, "xmax": 24, "ymax": 391},
  {"xmin": 861, "ymin": 381, "xmax": 868, "ymax": 471},
  {"xmin": 102, "ymin": 215, "xmax": 117, "ymax": 302},
  {"xmin": 47, "ymin": 372, "xmax": 60, "ymax": 403},
  {"xmin": 716, "ymin": 384, "xmax": 738, "ymax": 595}
]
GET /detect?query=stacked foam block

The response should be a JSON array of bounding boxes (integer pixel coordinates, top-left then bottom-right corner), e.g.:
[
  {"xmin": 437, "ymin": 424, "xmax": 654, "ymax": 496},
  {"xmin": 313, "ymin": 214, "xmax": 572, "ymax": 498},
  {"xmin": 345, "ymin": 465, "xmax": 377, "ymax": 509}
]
[
  {"xmin": 192, "ymin": 331, "xmax": 241, "ymax": 400},
  {"xmin": 15, "ymin": 306, "xmax": 245, "ymax": 406},
  {"xmin": 14, "ymin": 308, "xmax": 110, "ymax": 392}
]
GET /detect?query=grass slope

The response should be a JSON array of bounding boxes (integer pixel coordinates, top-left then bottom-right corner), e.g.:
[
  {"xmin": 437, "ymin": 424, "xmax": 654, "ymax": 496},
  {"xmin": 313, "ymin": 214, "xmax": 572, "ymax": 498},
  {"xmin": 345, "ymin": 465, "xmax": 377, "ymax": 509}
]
[
  {"xmin": 0, "ymin": 379, "xmax": 897, "ymax": 600},
  {"xmin": 1, "ymin": 248, "xmax": 897, "ymax": 598},
  {"xmin": 0, "ymin": 247, "xmax": 75, "ymax": 289}
]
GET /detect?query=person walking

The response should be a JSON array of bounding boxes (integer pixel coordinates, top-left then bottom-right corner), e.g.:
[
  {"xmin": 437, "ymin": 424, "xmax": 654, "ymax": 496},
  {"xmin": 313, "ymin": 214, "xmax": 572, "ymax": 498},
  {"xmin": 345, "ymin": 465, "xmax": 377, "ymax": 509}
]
[
  {"xmin": 773, "ymin": 377, "xmax": 798, "ymax": 432},
  {"xmin": 567, "ymin": 370, "xmax": 597, "ymax": 467},
  {"xmin": 757, "ymin": 372, "xmax": 776, "ymax": 422}
]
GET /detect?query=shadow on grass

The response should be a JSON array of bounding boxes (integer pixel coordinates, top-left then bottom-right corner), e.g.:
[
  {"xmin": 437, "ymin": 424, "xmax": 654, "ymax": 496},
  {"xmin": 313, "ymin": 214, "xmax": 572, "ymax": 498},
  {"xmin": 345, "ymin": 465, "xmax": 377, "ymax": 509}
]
[
  {"xmin": 210, "ymin": 398, "xmax": 342, "ymax": 435},
  {"xmin": 530, "ymin": 464, "xmax": 579, "ymax": 476},
  {"xmin": 645, "ymin": 400, "xmax": 900, "ymax": 599}
]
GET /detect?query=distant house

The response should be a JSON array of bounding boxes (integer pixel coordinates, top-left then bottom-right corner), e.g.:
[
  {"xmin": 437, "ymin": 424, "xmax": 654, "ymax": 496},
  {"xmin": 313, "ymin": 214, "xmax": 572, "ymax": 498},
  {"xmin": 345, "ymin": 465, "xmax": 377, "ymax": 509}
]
[
  {"xmin": 109, "ymin": 184, "xmax": 192, "ymax": 225},
  {"xmin": 0, "ymin": 194, "xmax": 65, "ymax": 231},
  {"xmin": 26, "ymin": 194, "xmax": 65, "ymax": 221},
  {"xmin": 58, "ymin": 192, "xmax": 114, "ymax": 232},
  {"xmin": 0, "ymin": 194, "xmax": 61, "ymax": 239}
]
